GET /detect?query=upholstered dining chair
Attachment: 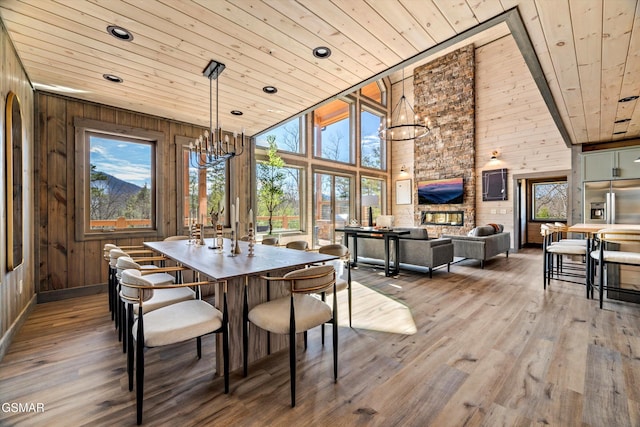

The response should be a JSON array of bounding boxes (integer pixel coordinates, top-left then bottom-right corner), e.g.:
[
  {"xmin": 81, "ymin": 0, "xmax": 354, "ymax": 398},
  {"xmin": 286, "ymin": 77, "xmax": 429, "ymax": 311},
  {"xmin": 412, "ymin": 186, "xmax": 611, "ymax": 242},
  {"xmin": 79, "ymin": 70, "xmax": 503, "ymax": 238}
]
[
  {"xmin": 285, "ymin": 240, "xmax": 309, "ymax": 251},
  {"xmin": 591, "ymin": 228, "xmax": 640, "ymax": 309},
  {"xmin": 110, "ymin": 248, "xmax": 179, "ymax": 341},
  {"xmin": 318, "ymin": 244, "xmax": 352, "ymax": 327},
  {"xmin": 261, "ymin": 236, "xmax": 279, "ymax": 245},
  {"xmin": 116, "ymin": 255, "xmax": 195, "ymax": 353},
  {"xmin": 243, "ymin": 264, "xmax": 338, "ymax": 407},
  {"xmin": 120, "ymin": 269, "xmax": 229, "ymax": 425},
  {"xmin": 104, "ymin": 243, "xmax": 155, "ymax": 319}
]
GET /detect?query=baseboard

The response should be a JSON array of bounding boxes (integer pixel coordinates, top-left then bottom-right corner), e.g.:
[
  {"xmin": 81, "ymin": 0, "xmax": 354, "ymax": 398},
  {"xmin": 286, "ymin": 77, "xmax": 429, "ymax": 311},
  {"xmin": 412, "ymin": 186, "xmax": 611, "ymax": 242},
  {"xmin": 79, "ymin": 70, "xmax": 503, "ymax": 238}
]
[
  {"xmin": 0, "ymin": 294, "xmax": 37, "ymax": 362},
  {"xmin": 37, "ymin": 283, "xmax": 108, "ymax": 303}
]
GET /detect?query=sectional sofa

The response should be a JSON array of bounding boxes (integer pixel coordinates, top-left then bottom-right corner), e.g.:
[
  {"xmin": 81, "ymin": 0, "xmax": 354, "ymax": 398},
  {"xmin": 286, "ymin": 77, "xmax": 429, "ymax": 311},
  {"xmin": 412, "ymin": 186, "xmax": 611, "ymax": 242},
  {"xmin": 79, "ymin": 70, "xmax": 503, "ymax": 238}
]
[
  {"xmin": 443, "ymin": 224, "xmax": 511, "ymax": 268},
  {"xmin": 347, "ymin": 227, "xmax": 454, "ymax": 277}
]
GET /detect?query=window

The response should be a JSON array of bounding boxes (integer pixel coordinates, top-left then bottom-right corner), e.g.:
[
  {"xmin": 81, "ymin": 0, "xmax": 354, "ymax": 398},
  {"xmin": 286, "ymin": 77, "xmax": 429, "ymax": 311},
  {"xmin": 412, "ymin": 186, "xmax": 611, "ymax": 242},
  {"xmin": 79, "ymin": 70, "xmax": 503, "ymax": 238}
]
[
  {"xmin": 361, "ymin": 177, "xmax": 385, "ymax": 225},
  {"xmin": 360, "ymin": 108, "xmax": 385, "ymax": 169},
  {"xmin": 255, "ymin": 117, "xmax": 304, "ymax": 154},
  {"xmin": 313, "ymin": 99, "xmax": 353, "ymax": 163},
  {"xmin": 74, "ymin": 118, "xmax": 164, "ymax": 240},
  {"xmin": 256, "ymin": 140, "xmax": 303, "ymax": 234},
  {"xmin": 256, "ymin": 164, "xmax": 302, "ymax": 234},
  {"xmin": 181, "ymin": 150, "xmax": 226, "ymax": 227},
  {"xmin": 360, "ymin": 80, "xmax": 386, "ymax": 105},
  {"xmin": 532, "ymin": 181, "xmax": 568, "ymax": 221}
]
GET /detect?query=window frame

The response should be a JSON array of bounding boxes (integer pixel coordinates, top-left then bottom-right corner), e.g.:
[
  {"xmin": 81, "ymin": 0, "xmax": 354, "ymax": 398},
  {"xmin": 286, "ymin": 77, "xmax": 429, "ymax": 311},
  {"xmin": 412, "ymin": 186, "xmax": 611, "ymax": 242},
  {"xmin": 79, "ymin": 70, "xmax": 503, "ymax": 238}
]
[
  {"xmin": 255, "ymin": 116, "xmax": 305, "ymax": 155},
  {"xmin": 530, "ymin": 179, "xmax": 569, "ymax": 222},
  {"xmin": 74, "ymin": 118, "xmax": 165, "ymax": 241},
  {"xmin": 254, "ymin": 149, "xmax": 306, "ymax": 235},
  {"xmin": 359, "ymin": 105, "xmax": 387, "ymax": 171},
  {"xmin": 360, "ymin": 175, "xmax": 387, "ymax": 225},
  {"xmin": 312, "ymin": 98, "xmax": 355, "ymax": 165}
]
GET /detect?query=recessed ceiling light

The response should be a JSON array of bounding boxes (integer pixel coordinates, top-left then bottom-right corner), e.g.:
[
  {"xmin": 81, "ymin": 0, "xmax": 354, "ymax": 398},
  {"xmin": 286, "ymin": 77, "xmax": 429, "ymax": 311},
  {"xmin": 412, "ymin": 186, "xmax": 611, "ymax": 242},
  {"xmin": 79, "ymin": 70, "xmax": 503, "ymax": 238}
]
[
  {"xmin": 107, "ymin": 25, "xmax": 134, "ymax": 41},
  {"xmin": 613, "ymin": 131, "xmax": 627, "ymax": 135},
  {"xmin": 103, "ymin": 74, "xmax": 123, "ymax": 83},
  {"xmin": 618, "ymin": 95, "xmax": 639, "ymax": 102},
  {"xmin": 263, "ymin": 86, "xmax": 277, "ymax": 94},
  {"xmin": 313, "ymin": 46, "xmax": 332, "ymax": 59},
  {"xmin": 230, "ymin": 110, "xmax": 243, "ymax": 116},
  {"xmin": 614, "ymin": 118, "xmax": 631, "ymax": 123}
]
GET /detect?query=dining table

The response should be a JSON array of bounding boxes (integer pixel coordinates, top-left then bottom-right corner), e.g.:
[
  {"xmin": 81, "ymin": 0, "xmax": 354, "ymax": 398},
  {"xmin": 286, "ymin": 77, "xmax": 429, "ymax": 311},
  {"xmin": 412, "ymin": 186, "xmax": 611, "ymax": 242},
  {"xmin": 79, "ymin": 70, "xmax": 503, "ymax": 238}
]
[{"xmin": 144, "ymin": 238, "xmax": 337, "ymax": 374}]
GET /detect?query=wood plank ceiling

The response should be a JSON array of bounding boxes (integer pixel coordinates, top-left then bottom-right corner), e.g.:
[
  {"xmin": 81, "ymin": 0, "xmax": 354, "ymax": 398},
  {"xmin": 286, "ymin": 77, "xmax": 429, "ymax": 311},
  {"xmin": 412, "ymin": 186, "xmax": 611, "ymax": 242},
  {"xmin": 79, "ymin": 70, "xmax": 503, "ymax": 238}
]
[{"xmin": 1, "ymin": 0, "xmax": 638, "ymax": 145}]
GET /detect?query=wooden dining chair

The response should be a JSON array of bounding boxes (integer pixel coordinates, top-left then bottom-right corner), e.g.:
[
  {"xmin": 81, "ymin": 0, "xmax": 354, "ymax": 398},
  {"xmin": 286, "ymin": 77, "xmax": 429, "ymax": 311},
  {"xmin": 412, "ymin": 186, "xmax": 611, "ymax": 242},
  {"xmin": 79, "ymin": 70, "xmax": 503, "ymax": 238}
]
[
  {"xmin": 120, "ymin": 269, "xmax": 229, "ymax": 425},
  {"xmin": 243, "ymin": 264, "xmax": 338, "ymax": 407}
]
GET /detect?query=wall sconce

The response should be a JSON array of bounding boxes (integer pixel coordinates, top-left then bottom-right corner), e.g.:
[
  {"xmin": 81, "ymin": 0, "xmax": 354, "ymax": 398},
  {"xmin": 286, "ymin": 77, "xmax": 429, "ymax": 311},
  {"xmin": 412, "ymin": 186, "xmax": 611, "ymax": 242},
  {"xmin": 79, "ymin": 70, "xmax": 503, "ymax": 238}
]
[
  {"xmin": 635, "ymin": 156, "xmax": 640, "ymax": 163},
  {"xmin": 490, "ymin": 151, "xmax": 499, "ymax": 160},
  {"xmin": 400, "ymin": 164, "xmax": 407, "ymax": 173}
]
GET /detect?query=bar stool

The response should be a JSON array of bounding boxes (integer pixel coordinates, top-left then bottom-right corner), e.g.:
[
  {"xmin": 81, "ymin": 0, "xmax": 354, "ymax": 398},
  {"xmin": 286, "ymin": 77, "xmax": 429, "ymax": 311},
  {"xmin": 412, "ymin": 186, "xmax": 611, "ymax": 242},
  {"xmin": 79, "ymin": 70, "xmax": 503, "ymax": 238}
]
[
  {"xmin": 591, "ymin": 229, "xmax": 640, "ymax": 309},
  {"xmin": 541, "ymin": 224, "xmax": 589, "ymax": 297}
]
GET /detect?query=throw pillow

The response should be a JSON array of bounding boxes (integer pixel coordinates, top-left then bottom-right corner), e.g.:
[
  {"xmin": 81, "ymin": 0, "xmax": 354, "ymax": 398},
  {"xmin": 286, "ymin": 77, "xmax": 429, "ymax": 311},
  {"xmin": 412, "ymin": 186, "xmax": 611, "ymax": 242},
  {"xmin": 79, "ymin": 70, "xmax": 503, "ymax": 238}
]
[{"xmin": 487, "ymin": 223, "xmax": 504, "ymax": 233}]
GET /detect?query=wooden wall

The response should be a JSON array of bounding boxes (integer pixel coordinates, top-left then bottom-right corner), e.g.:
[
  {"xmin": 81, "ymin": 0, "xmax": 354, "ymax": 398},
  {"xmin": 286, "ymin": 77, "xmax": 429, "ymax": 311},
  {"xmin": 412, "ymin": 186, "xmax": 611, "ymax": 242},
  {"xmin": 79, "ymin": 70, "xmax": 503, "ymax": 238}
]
[
  {"xmin": 392, "ymin": 35, "xmax": 572, "ymax": 246},
  {"xmin": 475, "ymin": 36, "xmax": 571, "ymax": 246},
  {"xmin": 0, "ymin": 20, "xmax": 36, "ymax": 360},
  {"xmin": 34, "ymin": 93, "xmax": 249, "ymax": 299}
]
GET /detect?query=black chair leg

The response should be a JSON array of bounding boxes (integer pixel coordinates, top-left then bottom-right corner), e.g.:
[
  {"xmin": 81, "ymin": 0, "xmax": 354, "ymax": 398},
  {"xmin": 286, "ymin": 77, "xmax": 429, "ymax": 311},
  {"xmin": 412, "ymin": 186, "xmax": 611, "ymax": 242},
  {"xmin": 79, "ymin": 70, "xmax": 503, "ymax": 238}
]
[
  {"xmin": 289, "ymin": 328, "xmax": 296, "ymax": 408},
  {"xmin": 333, "ymin": 320, "xmax": 338, "ymax": 382},
  {"xmin": 197, "ymin": 336, "xmax": 202, "ymax": 359},
  {"xmin": 243, "ymin": 286, "xmax": 249, "ymax": 377},
  {"xmin": 127, "ymin": 304, "xmax": 134, "ymax": 391},
  {"xmin": 136, "ymin": 309, "xmax": 144, "ymax": 425}
]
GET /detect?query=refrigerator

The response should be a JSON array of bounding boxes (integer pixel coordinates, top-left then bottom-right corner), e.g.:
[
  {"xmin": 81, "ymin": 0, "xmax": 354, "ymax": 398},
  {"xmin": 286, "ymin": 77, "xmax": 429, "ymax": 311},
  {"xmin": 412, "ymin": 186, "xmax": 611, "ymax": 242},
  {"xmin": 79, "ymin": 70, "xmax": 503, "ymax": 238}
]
[{"xmin": 583, "ymin": 179, "xmax": 640, "ymax": 224}]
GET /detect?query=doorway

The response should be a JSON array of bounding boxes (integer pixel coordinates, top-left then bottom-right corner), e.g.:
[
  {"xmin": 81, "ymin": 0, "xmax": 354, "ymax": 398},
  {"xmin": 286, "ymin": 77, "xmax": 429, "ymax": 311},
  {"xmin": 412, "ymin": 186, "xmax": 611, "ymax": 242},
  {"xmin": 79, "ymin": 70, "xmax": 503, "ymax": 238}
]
[{"xmin": 513, "ymin": 170, "xmax": 572, "ymax": 249}]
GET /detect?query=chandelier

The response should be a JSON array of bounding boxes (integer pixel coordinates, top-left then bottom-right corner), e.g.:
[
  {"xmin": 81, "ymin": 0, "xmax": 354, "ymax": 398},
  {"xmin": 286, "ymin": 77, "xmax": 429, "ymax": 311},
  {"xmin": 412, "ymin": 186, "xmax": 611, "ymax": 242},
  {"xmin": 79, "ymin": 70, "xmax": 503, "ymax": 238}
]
[
  {"xmin": 189, "ymin": 59, "xmax": 245, "ymax": 169},
  {"xmin": 379, "ymin": 68, "xmax": 430, "ymax": 142}
]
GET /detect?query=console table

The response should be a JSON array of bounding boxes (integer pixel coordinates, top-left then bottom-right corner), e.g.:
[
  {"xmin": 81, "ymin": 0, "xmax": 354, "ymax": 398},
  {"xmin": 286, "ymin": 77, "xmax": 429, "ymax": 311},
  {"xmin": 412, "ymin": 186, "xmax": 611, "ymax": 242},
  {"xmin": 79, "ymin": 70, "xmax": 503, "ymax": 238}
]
[{"xmin": 336, "ymin": 227, "xmax": 409, "ymax": 277}]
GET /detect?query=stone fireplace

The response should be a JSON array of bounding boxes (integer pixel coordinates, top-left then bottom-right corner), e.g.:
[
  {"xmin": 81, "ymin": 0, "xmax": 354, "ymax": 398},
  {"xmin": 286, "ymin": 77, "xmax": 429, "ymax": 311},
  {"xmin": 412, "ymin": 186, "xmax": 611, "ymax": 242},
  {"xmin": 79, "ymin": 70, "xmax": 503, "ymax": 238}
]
[{"xmin": 413, "ymin": 45, "xmax": 475, "ymax": 235}]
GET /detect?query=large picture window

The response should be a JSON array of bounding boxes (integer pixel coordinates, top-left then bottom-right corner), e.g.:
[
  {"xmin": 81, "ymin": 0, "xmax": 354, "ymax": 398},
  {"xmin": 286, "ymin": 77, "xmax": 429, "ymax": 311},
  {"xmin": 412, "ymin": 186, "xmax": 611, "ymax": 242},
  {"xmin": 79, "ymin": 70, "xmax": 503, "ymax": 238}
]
[
  {"xmin": 255, "ymin": 117, "xmax": 303, "ymax": 154},
  {"xmin": 313, "ymin": 99, "xmax": 353, "ymax": 163},
  {"xmin": 256, "ymin": 163, "xmax": 303, "ymax": 234},
  {"xmin": 74, "ymin": 118, "xmax": 164, "ymax": 240},
  {"xmin": 360, "ymin": 108, "xmax": 385, "ymax": 170}
]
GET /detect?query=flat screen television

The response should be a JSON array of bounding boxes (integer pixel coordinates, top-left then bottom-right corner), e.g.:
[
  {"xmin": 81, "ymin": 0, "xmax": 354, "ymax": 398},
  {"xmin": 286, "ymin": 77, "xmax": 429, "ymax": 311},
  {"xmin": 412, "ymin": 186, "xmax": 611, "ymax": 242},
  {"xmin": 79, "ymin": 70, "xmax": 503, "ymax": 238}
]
[{"xmin": 417, "ymin": 177, "xmax": 464, "ymax": 204}]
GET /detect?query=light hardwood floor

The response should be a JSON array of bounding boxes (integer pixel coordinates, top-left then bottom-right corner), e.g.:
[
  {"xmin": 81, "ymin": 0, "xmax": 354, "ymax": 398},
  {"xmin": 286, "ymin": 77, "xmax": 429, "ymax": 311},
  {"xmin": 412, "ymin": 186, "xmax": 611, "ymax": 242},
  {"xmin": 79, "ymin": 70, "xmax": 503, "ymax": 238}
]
[{"xmin": 1, "ymin": 249, "xmax": 639, "ymax": 426}]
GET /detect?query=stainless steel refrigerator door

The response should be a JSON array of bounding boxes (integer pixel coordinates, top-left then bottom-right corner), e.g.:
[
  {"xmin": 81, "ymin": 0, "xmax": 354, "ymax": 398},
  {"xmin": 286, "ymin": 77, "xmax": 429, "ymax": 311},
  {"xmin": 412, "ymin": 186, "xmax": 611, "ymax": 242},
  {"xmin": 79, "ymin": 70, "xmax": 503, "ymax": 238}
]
[
  {"xmin": 584, "ymin": 181, "xmax": 610, "ymax": 224},
  {"xmin": 610, "ymin": 179, "xmax": 640, "ymax": 224}
]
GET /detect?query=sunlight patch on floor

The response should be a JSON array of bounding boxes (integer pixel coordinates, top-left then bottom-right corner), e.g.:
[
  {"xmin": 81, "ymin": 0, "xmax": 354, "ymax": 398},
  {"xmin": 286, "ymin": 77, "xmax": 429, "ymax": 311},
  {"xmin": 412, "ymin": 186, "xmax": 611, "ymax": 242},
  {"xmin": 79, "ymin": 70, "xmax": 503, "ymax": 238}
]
[{"xmin": 333, "ymin": 280, "xmax": 417, "ymax": 335}]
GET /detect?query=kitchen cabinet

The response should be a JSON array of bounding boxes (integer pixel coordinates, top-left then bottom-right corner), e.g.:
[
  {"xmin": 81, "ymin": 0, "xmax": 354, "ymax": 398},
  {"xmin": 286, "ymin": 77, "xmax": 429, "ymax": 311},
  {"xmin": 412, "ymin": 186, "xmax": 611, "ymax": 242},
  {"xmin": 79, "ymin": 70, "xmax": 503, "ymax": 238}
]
[{"xmin": 581, "ymin": 147, "xmax": 640, "ymax": 181}]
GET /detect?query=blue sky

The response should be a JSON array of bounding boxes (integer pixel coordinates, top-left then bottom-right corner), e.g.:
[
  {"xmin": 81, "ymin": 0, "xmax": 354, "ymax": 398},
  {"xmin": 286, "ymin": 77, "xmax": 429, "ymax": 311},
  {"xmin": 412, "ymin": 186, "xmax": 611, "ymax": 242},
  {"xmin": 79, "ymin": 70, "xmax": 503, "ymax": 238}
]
[{"xmin": 89, "ymin": 136, "xmax": 151, "ymax": 187}]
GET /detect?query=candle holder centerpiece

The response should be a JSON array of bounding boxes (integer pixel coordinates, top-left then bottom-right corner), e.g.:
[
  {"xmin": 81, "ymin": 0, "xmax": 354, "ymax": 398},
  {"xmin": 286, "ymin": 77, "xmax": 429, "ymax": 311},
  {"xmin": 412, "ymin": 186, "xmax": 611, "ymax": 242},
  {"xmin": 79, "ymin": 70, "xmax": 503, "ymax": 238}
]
[
  {"xmin": 248, "ymin": 222, "xmax": 255, "ymax": 257},
  {"xmin": 209, "ymin": 205, "xmax": 224, "ymax": 250}
]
